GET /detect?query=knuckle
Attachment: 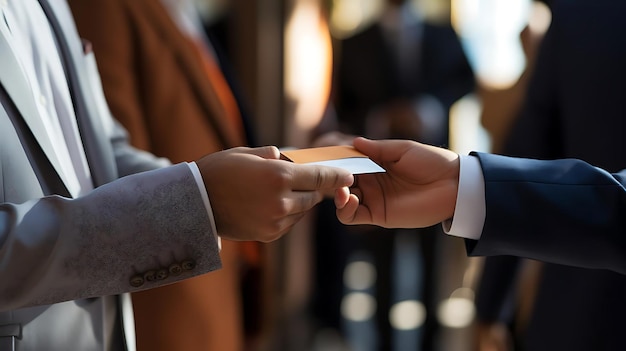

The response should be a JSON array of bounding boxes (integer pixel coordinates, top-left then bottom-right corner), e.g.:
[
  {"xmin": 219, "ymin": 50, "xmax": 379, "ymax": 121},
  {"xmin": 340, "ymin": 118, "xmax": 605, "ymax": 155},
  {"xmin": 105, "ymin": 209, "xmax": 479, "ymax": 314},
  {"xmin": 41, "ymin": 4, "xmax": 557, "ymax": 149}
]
[
  {"xmin": 276, "ymin": 198, "xmax": 291, "ymax": 217},
  {"xmin": 315, "ymin": 169, "xmax": 324, "ymax": 189}
]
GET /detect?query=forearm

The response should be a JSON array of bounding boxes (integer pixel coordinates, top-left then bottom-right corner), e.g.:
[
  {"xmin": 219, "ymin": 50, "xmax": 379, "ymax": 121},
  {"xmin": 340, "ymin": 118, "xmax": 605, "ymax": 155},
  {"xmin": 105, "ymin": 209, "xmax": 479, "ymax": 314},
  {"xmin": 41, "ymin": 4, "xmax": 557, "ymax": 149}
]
[
  {"xmin": 0, "ymin": 163, "xmax": 221, "ymax": 311},
  {"xmin": 468, "ymin": 152, "xmax": 626, "ymax": 274}
]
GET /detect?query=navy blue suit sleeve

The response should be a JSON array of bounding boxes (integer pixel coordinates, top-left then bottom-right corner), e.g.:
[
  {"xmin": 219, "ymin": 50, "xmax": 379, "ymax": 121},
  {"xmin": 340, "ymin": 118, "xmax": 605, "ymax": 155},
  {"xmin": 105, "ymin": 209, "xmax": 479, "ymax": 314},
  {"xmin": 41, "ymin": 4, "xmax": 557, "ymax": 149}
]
[{"xmin": 466, "ymin": 152, "xmax": 626, "ymax": 275}]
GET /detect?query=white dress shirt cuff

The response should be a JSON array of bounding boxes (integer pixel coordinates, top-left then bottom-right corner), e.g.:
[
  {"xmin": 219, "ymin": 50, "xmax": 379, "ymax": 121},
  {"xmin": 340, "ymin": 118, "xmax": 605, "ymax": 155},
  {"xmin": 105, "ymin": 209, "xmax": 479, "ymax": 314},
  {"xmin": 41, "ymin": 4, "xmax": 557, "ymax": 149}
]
[
  {"xmin": 187, "ymin": 162, "xmax": 221, "ymax": 251},
  {"xmin": 442, "ymin": 155, "xmax": 485, "ymax": 240}
]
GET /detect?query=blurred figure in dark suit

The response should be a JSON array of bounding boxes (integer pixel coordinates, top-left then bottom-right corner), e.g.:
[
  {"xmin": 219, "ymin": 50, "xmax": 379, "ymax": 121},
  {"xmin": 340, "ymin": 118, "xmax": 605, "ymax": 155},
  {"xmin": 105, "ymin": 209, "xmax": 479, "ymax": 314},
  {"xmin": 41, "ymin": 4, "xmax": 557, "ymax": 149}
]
[
  {"xmin": 334, "ymin": 0, "xmax": 474, "ymax": 146},
  {"xmin": 312, "ymin": 1, "xmax": 474, "ymax": 350},
  {"xmin": 474, "ymin": 1, "xmax": 626, "ymax": 350}
]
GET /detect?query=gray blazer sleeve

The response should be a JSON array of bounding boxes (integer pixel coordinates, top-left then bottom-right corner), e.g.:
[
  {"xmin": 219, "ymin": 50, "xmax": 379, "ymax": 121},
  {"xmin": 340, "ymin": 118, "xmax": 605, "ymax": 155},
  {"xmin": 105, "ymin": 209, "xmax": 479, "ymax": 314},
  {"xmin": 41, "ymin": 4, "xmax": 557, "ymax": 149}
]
[
  {"xmin": 467, "ymin": 152, "xmax": 626, "ymax": 274},
  {"xmin": 0, "ymin": 3, "xmax": 220, "ymax": 312},
  {"xmin": 0, "ymin": 163, "xmax": 221, "ymax": 312}
]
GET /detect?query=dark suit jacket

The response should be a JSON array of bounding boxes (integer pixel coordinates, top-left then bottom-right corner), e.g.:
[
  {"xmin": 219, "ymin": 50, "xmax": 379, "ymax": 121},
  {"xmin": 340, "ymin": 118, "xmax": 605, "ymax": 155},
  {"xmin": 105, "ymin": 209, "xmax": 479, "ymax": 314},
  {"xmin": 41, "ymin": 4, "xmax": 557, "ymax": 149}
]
[
  {"xmin": 475, "ymin": 2, "xmax": 626, "ymax": 347},
  {"xmin": 334, "ymin": 20, "xmax": 475, "ymax": 144},
  {"xmin": 467, "ymin": 152, "xmax": 626, "ymax": 274},
  {"xmin": 0, "ymin": 1, "xmax": 221, "ymax": 350}
]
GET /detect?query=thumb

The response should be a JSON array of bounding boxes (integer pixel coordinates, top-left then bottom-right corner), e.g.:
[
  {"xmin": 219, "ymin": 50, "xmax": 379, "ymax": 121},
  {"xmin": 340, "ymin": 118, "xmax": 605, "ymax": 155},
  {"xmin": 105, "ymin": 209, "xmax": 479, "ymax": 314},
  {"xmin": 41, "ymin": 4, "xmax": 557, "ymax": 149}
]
[
  {"xmin": 352, "ymin": 137, "xmax": 376, "ymax": 154},
  {"xmin": 353, "ymin": 137, "xmax": 388, "ymax": 163},
  {"xmin": 353, "ymin": 137, "xmax": 411, "ymax": 164}
]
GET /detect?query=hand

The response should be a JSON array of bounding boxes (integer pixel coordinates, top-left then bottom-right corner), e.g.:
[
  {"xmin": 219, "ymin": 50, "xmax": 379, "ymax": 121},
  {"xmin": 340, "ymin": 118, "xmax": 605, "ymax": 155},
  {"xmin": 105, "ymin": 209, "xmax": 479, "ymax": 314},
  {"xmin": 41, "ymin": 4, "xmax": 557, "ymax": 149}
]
[
  {"xmin": 197, "ymin": 146, "xmax": 353, "ymax": 242},
  {"xmin": 335, "ymin": 137, "xmax": 459, "ymax": 228},
  {"xmin": 309, "ymin": 131, "xmax": 357, "ymax": 197}
]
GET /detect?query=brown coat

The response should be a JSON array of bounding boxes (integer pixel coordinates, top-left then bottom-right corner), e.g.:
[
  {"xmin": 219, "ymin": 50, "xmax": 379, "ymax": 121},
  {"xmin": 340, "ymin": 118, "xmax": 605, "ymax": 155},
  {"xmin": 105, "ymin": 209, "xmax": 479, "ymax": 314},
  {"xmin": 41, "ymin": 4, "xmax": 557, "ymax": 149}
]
[{"xmin": 68, "ymin": 0, "xmax": 248, "ymax": 350}]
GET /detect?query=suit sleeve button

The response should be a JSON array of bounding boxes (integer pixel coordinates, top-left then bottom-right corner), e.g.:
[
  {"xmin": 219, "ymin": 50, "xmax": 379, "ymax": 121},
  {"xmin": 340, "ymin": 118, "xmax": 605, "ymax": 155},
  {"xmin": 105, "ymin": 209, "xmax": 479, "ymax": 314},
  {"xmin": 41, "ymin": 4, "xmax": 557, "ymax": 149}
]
[
  {"xmin": 181, "ymin": 260, "xmax": 196, "ymax": 271},
  {"xmin": 130, "ymin": 275, "xmax": 144, "ymax": 288},
  {"xmin": 144, "ymin": 270, "xmax": 157, "ymax": 282},
  {"xmin": 156, "ymin": 268, "xmax": 169, "ymax": 280},
  {"xmin": 169, "ymin": 263, "xmax": 182, "ymax": 276}
]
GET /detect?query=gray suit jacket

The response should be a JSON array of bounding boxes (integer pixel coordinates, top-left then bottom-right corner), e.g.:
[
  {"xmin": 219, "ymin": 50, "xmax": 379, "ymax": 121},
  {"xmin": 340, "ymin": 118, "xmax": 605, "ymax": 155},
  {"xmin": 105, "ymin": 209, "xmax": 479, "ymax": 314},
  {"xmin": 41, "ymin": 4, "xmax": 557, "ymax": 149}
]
[{"xmin": 0, "ymin": 1, "xmax": 222, "ymax": 350}]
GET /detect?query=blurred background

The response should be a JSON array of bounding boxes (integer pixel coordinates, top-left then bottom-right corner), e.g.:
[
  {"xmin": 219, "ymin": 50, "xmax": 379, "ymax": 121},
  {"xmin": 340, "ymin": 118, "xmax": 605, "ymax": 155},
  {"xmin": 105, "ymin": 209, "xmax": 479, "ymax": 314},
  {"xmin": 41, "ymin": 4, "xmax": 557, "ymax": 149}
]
[{"xmin": 191, "ymin": 0, "xmax": 552, "ymax": 350}]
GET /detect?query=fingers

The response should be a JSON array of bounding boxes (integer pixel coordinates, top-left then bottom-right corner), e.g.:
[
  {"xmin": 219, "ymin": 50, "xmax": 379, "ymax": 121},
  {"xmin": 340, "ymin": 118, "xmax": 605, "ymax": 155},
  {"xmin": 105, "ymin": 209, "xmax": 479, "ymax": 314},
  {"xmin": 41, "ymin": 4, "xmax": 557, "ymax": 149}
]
[
  {"xmin": 290, "ymin": 164, "xmax": 354, "ymax": 191},
  {"xmin": 336, "ymin": 194, "xmax": 371, "ymax": 225},
  {"xmin": 334, "ymin": 187, "xmax": 350, "ymax": 209}
]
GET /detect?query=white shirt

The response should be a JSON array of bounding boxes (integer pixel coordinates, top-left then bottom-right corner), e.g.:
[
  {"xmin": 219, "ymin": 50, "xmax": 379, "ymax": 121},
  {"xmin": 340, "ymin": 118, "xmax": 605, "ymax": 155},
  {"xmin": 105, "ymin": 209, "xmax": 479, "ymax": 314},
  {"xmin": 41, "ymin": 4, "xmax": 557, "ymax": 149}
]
[{"xmin": 443, "ymin": 155, "xmax": 486, "ymax": 241}]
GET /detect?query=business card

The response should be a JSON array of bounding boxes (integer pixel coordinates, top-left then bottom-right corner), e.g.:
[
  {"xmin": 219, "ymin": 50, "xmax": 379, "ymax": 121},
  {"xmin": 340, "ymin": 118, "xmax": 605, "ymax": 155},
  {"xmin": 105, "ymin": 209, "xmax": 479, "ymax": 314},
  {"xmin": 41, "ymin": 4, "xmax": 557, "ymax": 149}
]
[{"xmin": 280, "ymin": 146, "xmax": 385, "ymax": 174}]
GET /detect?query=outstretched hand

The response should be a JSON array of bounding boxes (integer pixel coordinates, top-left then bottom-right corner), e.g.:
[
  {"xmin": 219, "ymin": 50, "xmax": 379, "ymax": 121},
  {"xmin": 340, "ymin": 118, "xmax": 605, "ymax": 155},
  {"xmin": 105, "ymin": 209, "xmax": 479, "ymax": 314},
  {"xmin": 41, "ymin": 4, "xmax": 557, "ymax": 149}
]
[
  {"xmin": 198, "ymin": 146, "xmax": 354, "ymax": 242},
  {"xmin": 335, "ymin": 137, "xmax": 460, "ymax": 229}
]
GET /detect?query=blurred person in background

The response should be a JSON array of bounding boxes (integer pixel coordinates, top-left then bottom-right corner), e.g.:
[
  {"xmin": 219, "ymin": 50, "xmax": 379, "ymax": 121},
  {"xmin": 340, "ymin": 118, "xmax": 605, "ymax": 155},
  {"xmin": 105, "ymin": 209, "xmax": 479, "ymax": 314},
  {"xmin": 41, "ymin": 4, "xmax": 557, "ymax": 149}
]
[
  {"xmin": 474, "ymin": 1, "xmax": 626, "ymax": 350},
  {"xmin": 68, "ymin": 0, "xmax": 264, "ymax": 350},
  {"xmin": 473, "ymin": 1, "xmax": 549, "ymax": 349},
  {"xmin": 312, "ymin": 0, "xmax": 474, "ymax": 349}
]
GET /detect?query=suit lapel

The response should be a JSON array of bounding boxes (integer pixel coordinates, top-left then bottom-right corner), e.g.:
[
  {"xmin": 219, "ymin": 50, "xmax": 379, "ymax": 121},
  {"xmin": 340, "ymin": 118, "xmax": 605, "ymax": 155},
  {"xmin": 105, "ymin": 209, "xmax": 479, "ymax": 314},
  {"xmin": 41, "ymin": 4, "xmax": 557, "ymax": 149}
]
[
  {"xmin": 38, "ymin": 0, "xmax": 117, "ymax": 186},
  {"xmin": 0, "ymin": 17, "xmax": 72, "ymax": 190}
]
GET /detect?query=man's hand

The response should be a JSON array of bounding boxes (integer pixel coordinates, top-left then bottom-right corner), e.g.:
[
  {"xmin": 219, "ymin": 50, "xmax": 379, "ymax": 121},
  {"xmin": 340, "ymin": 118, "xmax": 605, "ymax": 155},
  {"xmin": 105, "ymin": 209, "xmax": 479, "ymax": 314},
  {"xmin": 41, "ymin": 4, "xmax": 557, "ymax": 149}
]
[
  {"xmin": 197, "ymin": 146, "xmax": 353, "ymax": 242},
  {"xmin": 335, "ymin": 137, "xmax": 459, "ymax": 228}
]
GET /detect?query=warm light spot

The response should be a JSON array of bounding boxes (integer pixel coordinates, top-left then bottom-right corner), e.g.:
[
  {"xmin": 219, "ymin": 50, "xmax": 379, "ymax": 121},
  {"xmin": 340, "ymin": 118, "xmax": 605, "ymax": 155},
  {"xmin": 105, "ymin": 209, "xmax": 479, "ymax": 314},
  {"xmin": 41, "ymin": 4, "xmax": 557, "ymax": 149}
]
[
  {"xmin": 528, "ymin": 1, "xmax": 552, "ymax": 36},
  {"xmin": 449, "ymin": 94, "xmax": 491, "ymax": 154},
  {"xmin": 389, "ymin": 300, "xmax": 426, "ymax": 330},
  {"xmin": 452, "ymin": 0, "xmax": 532, "ymax": 89},
  {"xmin": 437, "ymin": 288, "xmax": 476, "ymax": 328},
  {"xmin": 329, "ymin": 0, "xmax": 384, "ymax": 39},
  {"xmin": 343, "ymin": 261, "xmax": 377, "ymax": 291},
  {"xmin": 341, "ymin": 292, "xmax": 377, "ymax": 322},
  {"xmin": 284, "ymin": 0, "xmax": 334, "ymax": 146}
]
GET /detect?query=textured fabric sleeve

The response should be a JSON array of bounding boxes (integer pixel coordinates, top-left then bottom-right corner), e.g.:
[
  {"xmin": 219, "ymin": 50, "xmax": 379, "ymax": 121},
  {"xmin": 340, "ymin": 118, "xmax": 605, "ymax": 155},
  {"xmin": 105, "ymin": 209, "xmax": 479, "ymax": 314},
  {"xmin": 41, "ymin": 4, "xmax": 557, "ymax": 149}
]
[{"xmin": 0, "ymin": 163, "xmax": 221, "ymax": 311}]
